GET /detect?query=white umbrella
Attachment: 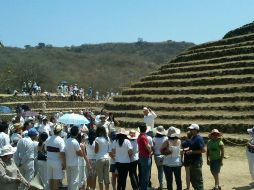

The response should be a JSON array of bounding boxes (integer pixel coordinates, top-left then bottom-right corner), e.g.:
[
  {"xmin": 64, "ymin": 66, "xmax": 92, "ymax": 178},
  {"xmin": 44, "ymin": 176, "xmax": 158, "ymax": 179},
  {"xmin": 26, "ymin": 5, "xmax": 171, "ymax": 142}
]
[{"xmin": 58, "ymin": 113, "xmax": 90, "ymax": 125}]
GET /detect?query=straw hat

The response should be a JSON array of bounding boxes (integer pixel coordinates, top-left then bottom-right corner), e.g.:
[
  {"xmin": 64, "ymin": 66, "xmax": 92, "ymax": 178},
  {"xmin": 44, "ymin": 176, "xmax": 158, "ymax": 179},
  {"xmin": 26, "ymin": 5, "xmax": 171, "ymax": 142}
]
[
  {"xmin": 54, "ymin": 124, "xmax": 63, "ymax": 133},
  {"xmin": 154, "ymin": 125, "xmax": 166, "ymax": 135},
  {"xmin": 128, "ymin": 129, "xmax": 140, "ymax": 139},
  {"xmin": 0, "ymin": 145, "xmax": 16, "ymax": 157},
  {"xmin": 13, "ymin": 123, "xmax": 23, "ymax": 132},
  {"xmin": 117, "ymin": 128, "xmax": 128, "ymax": 136},
  {"xmin": 209, "ymin": 129, "xmax": 222, "ymax": 138},
  {"xmin": 167, "ymin": 126, "xmax": 181, "ymax": 138}
]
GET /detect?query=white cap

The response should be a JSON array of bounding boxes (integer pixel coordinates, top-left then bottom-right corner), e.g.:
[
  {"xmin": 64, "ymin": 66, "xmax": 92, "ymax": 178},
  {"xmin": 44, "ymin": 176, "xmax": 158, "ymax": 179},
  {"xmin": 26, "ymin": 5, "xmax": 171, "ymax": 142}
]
[
  {"xmin": 143, "ymin": 107, "xmax": 149, "ymax": 110},
  {"xmin": 188, "ymin": 123, "xmax": 199, "ymax": 130}
]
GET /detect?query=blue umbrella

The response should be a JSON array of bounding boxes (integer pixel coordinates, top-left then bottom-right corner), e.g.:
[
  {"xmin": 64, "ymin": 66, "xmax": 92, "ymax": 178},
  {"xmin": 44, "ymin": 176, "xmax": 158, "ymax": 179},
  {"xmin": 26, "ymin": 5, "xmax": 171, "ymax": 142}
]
[
  {"xmin": 58, "ymin": 113, "xmax": 90, "ymax": 125},
  {"xmin": 0, "ymin": 106, "xmax": 12, "ymax": 114}
]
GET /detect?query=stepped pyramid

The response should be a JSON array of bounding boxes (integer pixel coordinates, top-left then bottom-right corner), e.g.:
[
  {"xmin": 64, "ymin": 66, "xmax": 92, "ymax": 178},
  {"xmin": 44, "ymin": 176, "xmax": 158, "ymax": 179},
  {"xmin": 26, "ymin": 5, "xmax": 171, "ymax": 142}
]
[{"xmin": 104, "ymin": 22, "xmax": 254, "ymax": 133}]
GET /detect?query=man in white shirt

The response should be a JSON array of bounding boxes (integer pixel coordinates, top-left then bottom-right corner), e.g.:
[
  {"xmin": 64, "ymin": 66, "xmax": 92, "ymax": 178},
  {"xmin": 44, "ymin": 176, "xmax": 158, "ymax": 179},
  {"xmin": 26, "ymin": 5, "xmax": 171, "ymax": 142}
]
[
  {"xmin": 143, "ymin": 107, "xmax": 157, "ymax": 137},
  {"xmin": 0, "ymin": 121, "xmax": 10, "ymax": 148},
  {"xmin": 65, "ymin": 126, "xmax": 84, "ymax": 190},
  {"xmin": 38, "ymin": 116, "xmax": 52, "ymax": 136},
  {"xmin": 46, "ymin": 124, "xmax": 66, "ymax": 190},
  {"xmin": 16, "ymin": 128, "xmax": 39, "ymax": 190}
]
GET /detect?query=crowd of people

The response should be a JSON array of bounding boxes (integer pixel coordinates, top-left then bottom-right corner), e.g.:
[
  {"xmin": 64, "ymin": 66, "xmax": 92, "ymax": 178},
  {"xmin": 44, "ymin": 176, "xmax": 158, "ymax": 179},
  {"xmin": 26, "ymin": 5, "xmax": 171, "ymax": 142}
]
[
  {"xmin": 0, "ymin": 106, "xmax": 253, "ymax": 190},
  {"xmin": 57, "ymin": 84, "xmax": 119, "ymax": 102}
]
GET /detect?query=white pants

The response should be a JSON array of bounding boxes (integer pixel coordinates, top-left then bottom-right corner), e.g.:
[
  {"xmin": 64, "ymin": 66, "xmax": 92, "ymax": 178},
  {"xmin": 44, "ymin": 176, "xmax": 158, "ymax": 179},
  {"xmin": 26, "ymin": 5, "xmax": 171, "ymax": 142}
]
[
  {"xmin": 247, "ymin": 149, "xmax": 254, "ymax": 179},
  {"xmin": 79, "ymin": 165, "xmax": 87, "ymax": 187},
  {"xmin": 67, "ymin": 166, "xmax": 79, "ymax": 190},
  {"xmin": 38, "ymin": 160, "xmax": 49, "ymax": 190},
  {"xmin": 19, "ymin": 159, "xmax": 34, "ymax": 190}
]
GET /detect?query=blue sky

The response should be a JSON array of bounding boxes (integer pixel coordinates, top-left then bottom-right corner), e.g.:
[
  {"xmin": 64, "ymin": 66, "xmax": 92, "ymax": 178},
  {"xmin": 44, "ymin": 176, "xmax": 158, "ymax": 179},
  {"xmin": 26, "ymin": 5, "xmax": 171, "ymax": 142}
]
[{"xmin": 1, "ymin": 0, "xmax": 254, "ymax": 47}]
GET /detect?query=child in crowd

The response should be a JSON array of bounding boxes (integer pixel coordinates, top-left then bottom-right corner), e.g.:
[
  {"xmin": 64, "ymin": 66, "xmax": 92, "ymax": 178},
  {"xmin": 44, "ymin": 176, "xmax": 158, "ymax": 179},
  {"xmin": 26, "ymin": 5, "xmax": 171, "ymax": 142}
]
[
  {"xmin": 109, "ymin": 129, "xmax": 118, "ymax": 190},
  {"xmin": 86, "ymin": 129, "xmax": 97, "ymax": 190},
  {"xmin": 207, "ymin": 129, "xmax": 224, "ymax": 190},
  {"xmin": 181, "ymin": 131, "xmax": 192, "ymax": 190}
]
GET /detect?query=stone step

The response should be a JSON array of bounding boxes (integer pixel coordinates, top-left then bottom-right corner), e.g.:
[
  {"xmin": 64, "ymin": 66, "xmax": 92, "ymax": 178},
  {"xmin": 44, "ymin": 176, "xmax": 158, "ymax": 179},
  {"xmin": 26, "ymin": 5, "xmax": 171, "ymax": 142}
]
[
  {"xmin": 115, "ymin": 116, "xmax": 253, "ymax": 133},
  {"xmin": 131, "ymin": 75, "xmax": 254, "ymax": 88},
  {"xmin": 181, "ymin": 39, "xmax": 254, "ymax": 56},
  {"xmin": 1, "ymin": 100, "xmax": 104, "ymax": 109},
  {"xmin": 172, "ymin": 45, "xmax": 254, "ymax": 63},
  {"xmin": 122, "ymin": 83, "xmax": 254, "ymax": 96},
  {"xmin": 113, "ymin": 93, "xmax": 254, "ymax": 104},
  {"xmin": 161, "ymin": 53, "xmax": 254, "ymax": 69},
  {"xmin": 110, "ymin": 110, "xmax": 254, "ymax": 121},
  {"xmin": 186, "ymin": 33, "xmax": 254, "ymax": 52},
  {"xmin": 104, "ymin": 101, "xmax": 254, "ymax": 111},
  {"xmin": 155, "ymin": 61, "xmax": 254, "ymax": 75},
  {"xmin": 141, "ymin": 67, "xmax": 254, "ymax": 81}
]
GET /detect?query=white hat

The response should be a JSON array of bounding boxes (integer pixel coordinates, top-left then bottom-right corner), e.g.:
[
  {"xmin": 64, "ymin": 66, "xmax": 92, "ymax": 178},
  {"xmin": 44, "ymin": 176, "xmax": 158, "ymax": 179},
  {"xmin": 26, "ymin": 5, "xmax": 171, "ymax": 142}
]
[
  {"xmin": 117, "ymin": 128, "xmax": 128, "ymax": 136},
  {"xmin": 154, "ymin": 125, "xmax": 166, "ymax": 135},
  {"xmin": 247, "ymin": 127, "xmax": 254, "ymax": 135},
  {"xmin": 0, "ymin": 145, "xmax": 16, "ymax": 156},
  {"xmin": 143, "ymin": 107, "xmax": 149, "ymax": 110},
  {"xmin": 167, "ymin": 126, "xmax": 181, "ymax": 138},
  {"xmin": 11, "ymin": 133, "xmax": 22, "ymax": 143},
  {"xmin": 188, "ymin": 123, "xmax": 200, "ymax": 130},
  {"xmin": 127, "ymin": 129, "xmax": 140, "ymax": 139}
]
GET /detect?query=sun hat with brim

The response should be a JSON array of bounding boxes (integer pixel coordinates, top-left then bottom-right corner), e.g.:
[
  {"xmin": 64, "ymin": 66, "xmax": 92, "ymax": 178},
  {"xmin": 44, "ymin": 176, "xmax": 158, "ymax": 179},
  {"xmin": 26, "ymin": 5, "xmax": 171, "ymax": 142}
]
[
  {"xmin": 168, "ymin": 127, "xmax": 181, "ymax": 138},
  {"xmin": 208, "ymin": 129, "xmax": 222, "ymax": 138},
  {"xmin": 128, "ymin": 129, "xmax": 140, "ymax": 139},
  {"xmin": 188, "ymin": 123, "xmax": 200, "ymax": 130},
  {"xmin": 54, "ymin": 124, "xmax": 63, "ymax": 133},
  {"xmin": 154, "ymin": 125, "xmax": 166, "ymax": 135},
  {"xmin": 13, "ymin": 123, "xmax": 23, "ymax": 132},
  {"xmin": 247, "ymin": 127, "xmax": 254, "ymax": 135},
  {"xmin": 210, "ymin": 129, "xmax": 221, "ymax": 135},
  {"xmin": 11, "ymin": 133, "xmax": 22, "ymax": 143},
  {"xmin": 117, "ymin": 128, "xmax": 128, "ymax": 136},
  {"xmin": 0, "ymin": 145, "xmax": 16, "ymax": 156}
]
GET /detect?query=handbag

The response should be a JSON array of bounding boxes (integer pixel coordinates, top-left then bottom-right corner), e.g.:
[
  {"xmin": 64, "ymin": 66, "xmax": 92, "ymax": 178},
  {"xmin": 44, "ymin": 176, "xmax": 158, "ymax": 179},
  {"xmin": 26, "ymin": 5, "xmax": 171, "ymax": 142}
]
[{"xmin": 155, "ymin": 155, "xmax": 164, "ymax": 166}]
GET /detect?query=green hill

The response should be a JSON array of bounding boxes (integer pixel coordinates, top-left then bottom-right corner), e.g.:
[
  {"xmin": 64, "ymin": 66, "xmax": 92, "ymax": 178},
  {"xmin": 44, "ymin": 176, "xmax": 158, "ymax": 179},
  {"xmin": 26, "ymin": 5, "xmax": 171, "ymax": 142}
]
[{"xmin": 0, "ymin": 41, "xmax": 194, "ymax": 93}]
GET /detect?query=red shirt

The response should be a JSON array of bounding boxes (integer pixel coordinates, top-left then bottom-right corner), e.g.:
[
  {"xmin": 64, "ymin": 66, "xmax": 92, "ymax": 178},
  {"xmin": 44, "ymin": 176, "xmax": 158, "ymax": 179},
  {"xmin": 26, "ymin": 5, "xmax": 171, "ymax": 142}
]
[{"xmin": 137, "ymin": 133, "xmax": 150, "ymax": 157}]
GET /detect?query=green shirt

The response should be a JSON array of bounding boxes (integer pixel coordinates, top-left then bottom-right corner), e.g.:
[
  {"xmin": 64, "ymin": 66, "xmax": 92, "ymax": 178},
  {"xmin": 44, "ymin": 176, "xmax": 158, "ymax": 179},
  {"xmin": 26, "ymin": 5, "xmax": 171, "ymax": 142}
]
[{"xmin": 207, "ymin": 139, "xmax": 224, "ymax": 160}]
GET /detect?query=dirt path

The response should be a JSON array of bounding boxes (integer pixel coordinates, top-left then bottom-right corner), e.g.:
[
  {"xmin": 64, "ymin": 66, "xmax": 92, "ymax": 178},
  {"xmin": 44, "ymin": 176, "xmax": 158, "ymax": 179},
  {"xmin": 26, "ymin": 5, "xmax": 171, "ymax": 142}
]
[{"xmin": 123, "ymin": 146, "xmax": 253, "ymax": 190}]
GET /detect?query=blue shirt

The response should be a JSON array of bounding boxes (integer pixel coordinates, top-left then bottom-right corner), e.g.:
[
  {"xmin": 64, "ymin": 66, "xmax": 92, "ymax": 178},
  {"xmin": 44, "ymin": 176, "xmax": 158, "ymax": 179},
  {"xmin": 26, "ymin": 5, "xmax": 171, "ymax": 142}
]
[{"xmin": 190, "ymin": 134, "xmax": 205, "ymax": 162}]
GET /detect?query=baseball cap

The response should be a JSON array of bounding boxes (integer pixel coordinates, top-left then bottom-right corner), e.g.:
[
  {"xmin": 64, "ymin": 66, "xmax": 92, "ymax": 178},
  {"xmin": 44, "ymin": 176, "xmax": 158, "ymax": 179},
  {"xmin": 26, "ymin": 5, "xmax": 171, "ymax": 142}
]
[{"xmin": 188, "ymin": 123, "xmax": 200, "ymax": 130}]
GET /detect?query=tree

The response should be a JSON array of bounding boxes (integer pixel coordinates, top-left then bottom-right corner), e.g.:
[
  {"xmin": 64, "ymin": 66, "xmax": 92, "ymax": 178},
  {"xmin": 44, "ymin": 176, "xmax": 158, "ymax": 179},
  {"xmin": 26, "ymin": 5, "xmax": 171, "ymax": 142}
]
[{"xmin": 37, "ymin": 43, "xmax": 46, "ymax": 49}]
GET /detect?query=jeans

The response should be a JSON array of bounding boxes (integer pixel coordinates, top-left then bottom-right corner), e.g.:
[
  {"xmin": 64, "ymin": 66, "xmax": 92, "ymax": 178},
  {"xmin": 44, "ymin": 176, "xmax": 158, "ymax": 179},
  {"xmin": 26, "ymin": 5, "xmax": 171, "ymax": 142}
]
[
  {"xmin": 154, "ymin": 156, "xmax": 164, "ymax": 188},
  {"xmin": 139, "ymin": 157, "xmax": 151, "ymax": 190},
  {"xmin": 190, "ymin": 160, "xmax": 204, "ymax": 190},
  {"xmin": 163, "ymin": 165, "xmax": 182, "ymax": 190},
  {"xmin": 129, "ymin": 160, "xmax": 139, "ymax": 189},
  {"xmin": 116, "ymin": 162, "xmax": 130, "ymax": 190}
]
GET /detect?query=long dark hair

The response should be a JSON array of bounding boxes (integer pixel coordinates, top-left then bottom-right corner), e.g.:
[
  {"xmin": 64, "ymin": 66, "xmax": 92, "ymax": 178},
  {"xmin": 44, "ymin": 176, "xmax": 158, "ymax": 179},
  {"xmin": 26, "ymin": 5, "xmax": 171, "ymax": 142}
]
[
  {"xmin": 38, "ymin": 132, "xmax": 48, "ymax": 146},
  {"xmin": 117, "ymin": 134, "xmax": 127, "ymax": 147},
  {"xmin": 108, "ymin": 112, "xmax": 115, "ymax": 122},
  {"xmin": 88, "ymin": 129, "xmax": 97, "ymax": 145},
  {"xmin": 96, "ymin": 125, "xmax": 108, "ymax": 141},
  {"xmin": 155, "ymin": 133, "xmax": 165, "ymax": 138}
]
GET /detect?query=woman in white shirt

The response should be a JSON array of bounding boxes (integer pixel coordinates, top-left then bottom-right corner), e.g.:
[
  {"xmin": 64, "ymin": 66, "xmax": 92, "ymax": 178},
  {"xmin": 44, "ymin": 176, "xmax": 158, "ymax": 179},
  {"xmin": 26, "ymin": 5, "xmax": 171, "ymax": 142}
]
[
  {"xmin": 112, "ymin": 128, "xmax": 133, "ymax": 190},
  {"xmin": 160, "ymin": 127, "xmax": 182, "ymax": 190},
  {"xmin": 95, "ymin": 125, "xmax": 110, "ymax": 190},
  {"xmin": 86, "ymin": 129, "xmax": 97, "ymax": 190},
  {"xmin": 128, "ymin": 129, "xmax": 139, "ymax": 190},
  {"xmin": 153, "ymin": 126, "xmax": 168, "ymax": 190}
]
